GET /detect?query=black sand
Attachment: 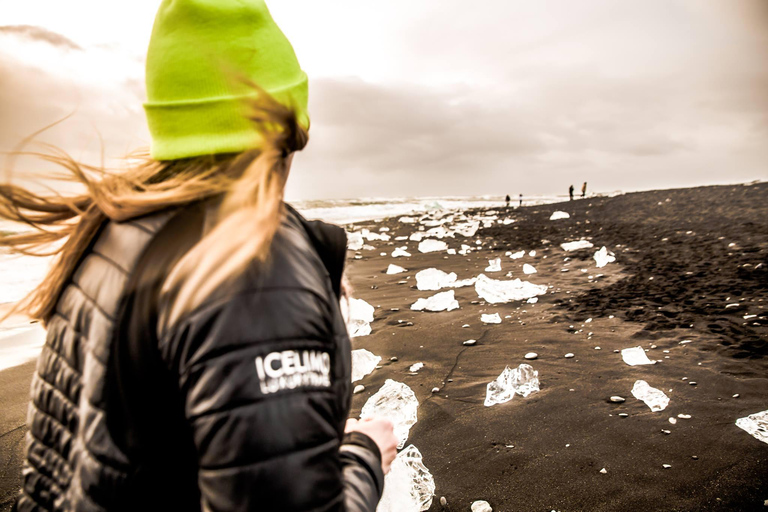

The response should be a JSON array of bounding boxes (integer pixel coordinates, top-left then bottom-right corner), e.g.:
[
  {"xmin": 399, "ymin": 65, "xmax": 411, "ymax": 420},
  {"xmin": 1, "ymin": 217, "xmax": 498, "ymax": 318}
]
[{"xmin": 346, "ymin": 183, "xmax": 768, "ymax": 511}]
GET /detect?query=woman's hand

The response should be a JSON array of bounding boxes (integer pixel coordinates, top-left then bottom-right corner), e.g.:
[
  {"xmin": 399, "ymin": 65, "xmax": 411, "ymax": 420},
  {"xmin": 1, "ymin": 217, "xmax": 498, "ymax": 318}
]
[{"xmin": 345, "ymin": 417, "xmax": 398, "ymax": 474}]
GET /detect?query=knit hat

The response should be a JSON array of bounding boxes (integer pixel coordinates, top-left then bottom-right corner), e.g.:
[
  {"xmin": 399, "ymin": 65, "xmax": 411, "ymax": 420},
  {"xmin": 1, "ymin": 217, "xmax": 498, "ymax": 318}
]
[{"xmin": 144, "ymin": 0, "xmax": 309, "ymax": 160}]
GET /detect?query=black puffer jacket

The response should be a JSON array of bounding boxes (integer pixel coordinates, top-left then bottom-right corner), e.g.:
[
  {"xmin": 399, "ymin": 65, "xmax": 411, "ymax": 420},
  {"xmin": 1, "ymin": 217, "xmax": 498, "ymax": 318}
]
[{"xmin": 16, "ymin": 201, "xmax": 383, "ymax": 512}]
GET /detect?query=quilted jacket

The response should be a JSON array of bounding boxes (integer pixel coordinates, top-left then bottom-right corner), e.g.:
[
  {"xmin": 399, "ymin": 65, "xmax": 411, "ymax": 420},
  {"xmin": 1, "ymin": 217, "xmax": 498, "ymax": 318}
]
[{"xmin": 16, "ymin": 201, "xmax": 383, "ymax": 512}]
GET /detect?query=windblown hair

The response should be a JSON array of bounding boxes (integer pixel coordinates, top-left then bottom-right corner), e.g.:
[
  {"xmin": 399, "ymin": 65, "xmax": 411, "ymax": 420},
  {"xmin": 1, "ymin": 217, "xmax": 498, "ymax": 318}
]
[{"xmin": 0, "ymin": 86, "xmax": 308, "ymax": 325}]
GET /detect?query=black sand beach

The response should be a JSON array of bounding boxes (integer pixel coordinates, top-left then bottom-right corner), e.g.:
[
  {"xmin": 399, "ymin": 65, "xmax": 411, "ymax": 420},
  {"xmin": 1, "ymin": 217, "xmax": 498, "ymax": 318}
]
[
  {"xmin": 345, "ymin": 182, "xmax": 768, "ymax": 511},
  {"xmin": 1, "ymin": 183, "xmax": 767, "ymax": 511}
]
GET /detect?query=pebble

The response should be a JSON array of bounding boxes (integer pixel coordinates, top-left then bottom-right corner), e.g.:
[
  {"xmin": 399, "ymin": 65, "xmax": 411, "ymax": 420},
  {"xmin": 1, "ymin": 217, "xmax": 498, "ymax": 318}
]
[
  {"xmin": 663, "ymin": 464, "xmax": 672, "ymax": 469},
  {"xmin": 439, "ymin": 496, "xmax": 447, "ymax": 507},
  {"xmin": 692, "ymin": 455, "xmax": 698, "ymax": 460},
  {"xmin": 353, "ymin": 385, "xmax": 365, "ymax": 394},
  {"xmin": 390, "ymin": 308, "xmax": 400, "ymax": 311},
  {"xmin": 463, "ymin": 339, "xmax": 478, "ymax": 346},
  {"xmin": 689, "ymin": 382, "xmax": 697, "ymax": 386},
  {"xmin": 594, "ymin": 346, "xmax": 601, "ymax": 350},
  {"xmin": 678, "ymin": 414, "xmax": 692, "ymax": 419},
  {"xmin": 618, "ymin": 413, "xmax": 629, "ymax": 418},
  {"xmin": 525, "ymin": 352, "xmax": 538, "ymax": 360},
  {"xmin": 662, "ymin": 430, "xmax": 671, "ymax": 435},
  {"xmin": 564, "ymin": 353, "xmax": 574, "ymax": 358},
  {"xmin": 462, "ymin": 324, "xmax": 470, "ymax": 328},
  {"xmin": 669, "ymin": 418, "xmax": 677, "ymax": 424},
  {"xmin": 471, "ymin": 500, "xmax": 493, "ymax": 512},
  {"xmin": 733, "ymin": 394, "xmax": 740, "ymax": 398},
  {"xmin": 610, "ymin": 396, "xmax": 626, "ymax": 403},
  {"xmin": 613, "ymin": 349, "xmax": 620, "ymax": 353},
  {"xmin": 599, "ymin": 468, "xmax": 607, "ymax": 474},
  {"xmin": 390, "ymin": 356, "xmax": 398, "ymax": 362},
  {"xmin": 431, "ymin": 387, "xmax": 440, "ymax": 393}
]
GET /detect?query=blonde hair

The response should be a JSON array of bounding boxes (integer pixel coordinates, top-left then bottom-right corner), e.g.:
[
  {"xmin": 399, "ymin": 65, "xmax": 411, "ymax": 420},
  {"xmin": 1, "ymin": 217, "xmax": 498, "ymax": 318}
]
[{"xmin": 0, "ymin": 87, "xmax": 308, "ymax": 325}]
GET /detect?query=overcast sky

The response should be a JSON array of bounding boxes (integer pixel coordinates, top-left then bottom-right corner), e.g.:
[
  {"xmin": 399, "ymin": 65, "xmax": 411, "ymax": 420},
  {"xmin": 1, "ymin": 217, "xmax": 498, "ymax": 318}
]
[{"xmin": 1, "ymin": 0, "xmax": 766, "ymax": 200}]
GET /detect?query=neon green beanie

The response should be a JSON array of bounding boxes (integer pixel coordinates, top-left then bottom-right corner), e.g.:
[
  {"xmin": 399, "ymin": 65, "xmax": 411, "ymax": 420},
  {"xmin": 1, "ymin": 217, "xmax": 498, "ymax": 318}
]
[{"xmin": 144, "ymin": 0, "xmax": 309, "ymax": 161}]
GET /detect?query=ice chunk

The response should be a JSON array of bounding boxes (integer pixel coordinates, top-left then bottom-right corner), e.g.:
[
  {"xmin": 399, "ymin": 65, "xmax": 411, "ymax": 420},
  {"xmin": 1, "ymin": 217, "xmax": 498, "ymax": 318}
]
[
  {"xmin": 594, "ymin": 246, "xmax": 616, "ymax": 268},
  {"xmin": 411, "ymin": 290, "xmax": 459, "ymax": 312},
  {"xmin": 361, "ymin": 380, "xmax": 419, "ymax": 449},
  {"xmin": 631, "ymin": 380, "xmax": 669, "ymax": 412},
  {"xmin": 426, "ymin": 226, "xmax": 452, "ymax": 239},
  {"xmin": 509, "ymin": 250, "xmax": 525, "ymax": 259},
  {"xmin": 447, "ymin": 277, "xmax": 477, "ymax": 288},
  {"xmin": 409, "ymin": 362, "xmax": 424, "ymax": 372},
  {"xmin": 387, "ymin": 264, "xmax": 407, "ymax": 275},
  {"xmin": 392, "ymin": 247, "xmax": 411, "ymax": 258},
  {"xmin": 351, "ymin": 349, "xmax": 382, "ymax": 382},
  {"xmin": 484, "ymin": 364, "xmax": 540, "ymax": 406},
  {"xmin": 527, "ymin": 297, "xmax": 538, "ymax": 304},
  {"xmin": 522, "ymin": 264, "xmax": 537, "ymax": 274},
  {"xmin": 418, "ymin": 239, "xmax": 449, "ymax": 253},
  {"xmin": 447, "ymin": 248, "xmax": 456, "ymax": 255},
  {"xmin": 621, "ymin": 346, "xmax": 657, "ymax": 366},
  {"xmin": 485, "ymin": 258, "xmax": 502, "ymax": 272},
  {"xmin": 348, "ymin": 298, "xmax": 375, "ymax": 337},
  {"xmin": 502, "ymin": 218, "xmax": 515, "ymax": 225},
  {"xmin": 471, "ymin": 501, "xmax": 493, "ymax": 512},
  {"xmin": 415, "ymin": 268, "xmax": 458, "ymax": 291},
  {"xmin": 377, "ymin": 445, "xmax": 435, "ymax": 512},
  {"xmin": 362, "ymin": 228, "xmax": 391, "ymax": 241},
  {"xmin": 735, "ymin": 409, "xmax": 768, "ymax": 445},
  {"xmin": 550, "ymin": 211, "xmax": 570, "ymax": 220},
  {"xmin": 347, "ymin": 232, "xmax": 364, "ymax": 251},
  {"xmin": 481, "ymin": 313, "xmax": 502, "ymax": 324},
  {"xmin": 561, "ymin": 240, "xmax": 594, "ymax": 251},
  {"xmin": 474, "ymin": 274, "xmax": 547, "ymax": 304},
  {"xmin": 399, "ymin": 216, "xmax": 418, "ymax": 223},
  {"xmin": 529, "ymin": 250, "xmax": 536, "ymax": 257},
  {"xmin": 362, "ymin": 244, "xmax": 376, "ymax": 251},
  {"xmin": 452, "ymin": 221, "xmax": 480, "ymax": 237},
  {"xmin": 409, "ymin": 232, "xmax": 425, "ymax": 242}
]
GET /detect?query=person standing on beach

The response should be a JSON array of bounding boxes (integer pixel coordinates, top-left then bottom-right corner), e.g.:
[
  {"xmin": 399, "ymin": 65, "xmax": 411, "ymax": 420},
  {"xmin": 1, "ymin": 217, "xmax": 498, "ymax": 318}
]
[
  {"xmin": 581, "ymin": 182, "xmax": 587, "ymax": 198},
  {"xmin": 505, "ymin": 194, "xmax": 511, "ymax": 207},
  {"xmin": 2, "ymin": 1, "xmax": 396, "ymax": 511},
  {"xmin": 569, "ymin": 184, "xmax": 574, "ymax": 200},
  {"xmin": 519, "ymin": 193, "xmax": 523, "ymax": 207}
]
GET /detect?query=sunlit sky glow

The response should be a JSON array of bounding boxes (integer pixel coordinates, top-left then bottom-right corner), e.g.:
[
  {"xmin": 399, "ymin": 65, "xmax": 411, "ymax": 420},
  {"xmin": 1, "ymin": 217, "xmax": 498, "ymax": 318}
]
[{"xmin": 2, "ymin": 0, "xmax": 766, "ymax": 200}]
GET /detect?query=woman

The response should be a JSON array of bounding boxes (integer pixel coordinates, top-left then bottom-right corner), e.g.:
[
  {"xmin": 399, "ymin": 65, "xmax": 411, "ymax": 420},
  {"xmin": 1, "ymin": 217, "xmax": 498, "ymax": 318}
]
[{"xmin": 3, "ymin": 1, "xmax": 397, "ymax": 510}]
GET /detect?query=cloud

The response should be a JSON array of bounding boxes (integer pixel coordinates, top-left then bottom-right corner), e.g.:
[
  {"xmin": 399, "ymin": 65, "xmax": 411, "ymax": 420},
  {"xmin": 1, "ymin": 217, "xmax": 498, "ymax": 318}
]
[{"xmin": 0, "ymin": 25, "xmax": 82, "ymax": 51}]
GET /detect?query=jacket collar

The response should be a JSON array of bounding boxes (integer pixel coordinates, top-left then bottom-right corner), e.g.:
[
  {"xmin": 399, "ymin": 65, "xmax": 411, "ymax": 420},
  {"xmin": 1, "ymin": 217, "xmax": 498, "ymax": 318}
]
[{"xmin": 285, "ymin": 204, "xmax": 347, "ymax": 299}]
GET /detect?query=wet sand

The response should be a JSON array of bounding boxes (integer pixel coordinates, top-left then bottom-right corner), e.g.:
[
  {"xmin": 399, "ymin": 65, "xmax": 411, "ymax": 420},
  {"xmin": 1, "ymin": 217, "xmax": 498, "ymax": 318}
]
[{"xmin": 345, "ymin": 183, "xmax": 768, "ymax": 511}]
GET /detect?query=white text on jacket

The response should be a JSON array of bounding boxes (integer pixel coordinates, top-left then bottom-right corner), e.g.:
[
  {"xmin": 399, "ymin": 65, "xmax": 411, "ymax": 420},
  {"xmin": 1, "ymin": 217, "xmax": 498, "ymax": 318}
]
[{"xmin": 254, "ymin": 349, "xmax": 331, "ymax": 395}]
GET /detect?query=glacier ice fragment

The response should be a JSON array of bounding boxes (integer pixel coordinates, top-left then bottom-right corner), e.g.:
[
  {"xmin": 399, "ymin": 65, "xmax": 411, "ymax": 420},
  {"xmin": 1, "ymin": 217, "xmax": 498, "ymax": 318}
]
[
  {"xmin": 351, "ymin": 349, "xmax": 382, "ymax": 382},
  {"xmin": 376, "ymin": 445, "xmax": 435, "ymax": 512},
  {"xmin": 632, "ymin": 380, "xmax": 669, "ymax": 412},
  {"xmin": 415, "ymin": 268, "xmax": 458, "ymax": 291},
  {"xmin": 474, "ymin": 274, "xmax": 547, "ymax": 304},
  {"xmin": 621, "ymin": 346, "xmax": 657, "ymax": 366},
  {"xmin": 361, "ymin": 380, "xmax": 419, "ymax": 449},
  {"xmin": 411, "ymin": 290, "xmax": 459, "ymax": 312},
  {"xmin": 484, "ymin": 364, "xmax": 540, "ymax": 406}
]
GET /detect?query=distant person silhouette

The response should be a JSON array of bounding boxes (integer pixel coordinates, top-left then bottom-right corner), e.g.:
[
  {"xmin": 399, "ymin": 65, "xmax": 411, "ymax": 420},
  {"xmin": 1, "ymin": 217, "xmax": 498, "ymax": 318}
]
[
  {"xmin": 519, "ymin": 193, "xmax": 523, "ymax": 207},
  {"xmin": 505, "ymin": 194, "xmax": 510, "ymax": 207},
  {"xmin": 569, "ymin": 184, "xmax": 574, "ymax": 201},
  {"xmin": 581, "ymin": 182, "xmax": 587, "ymax": 198}
]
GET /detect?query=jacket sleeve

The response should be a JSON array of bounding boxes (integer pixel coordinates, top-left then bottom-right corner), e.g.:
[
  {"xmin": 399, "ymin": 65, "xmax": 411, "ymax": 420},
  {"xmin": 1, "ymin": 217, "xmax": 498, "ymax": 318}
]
[{"xmin": 158, "ymin": 287, "xmax": 384, "ymax": 512}]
